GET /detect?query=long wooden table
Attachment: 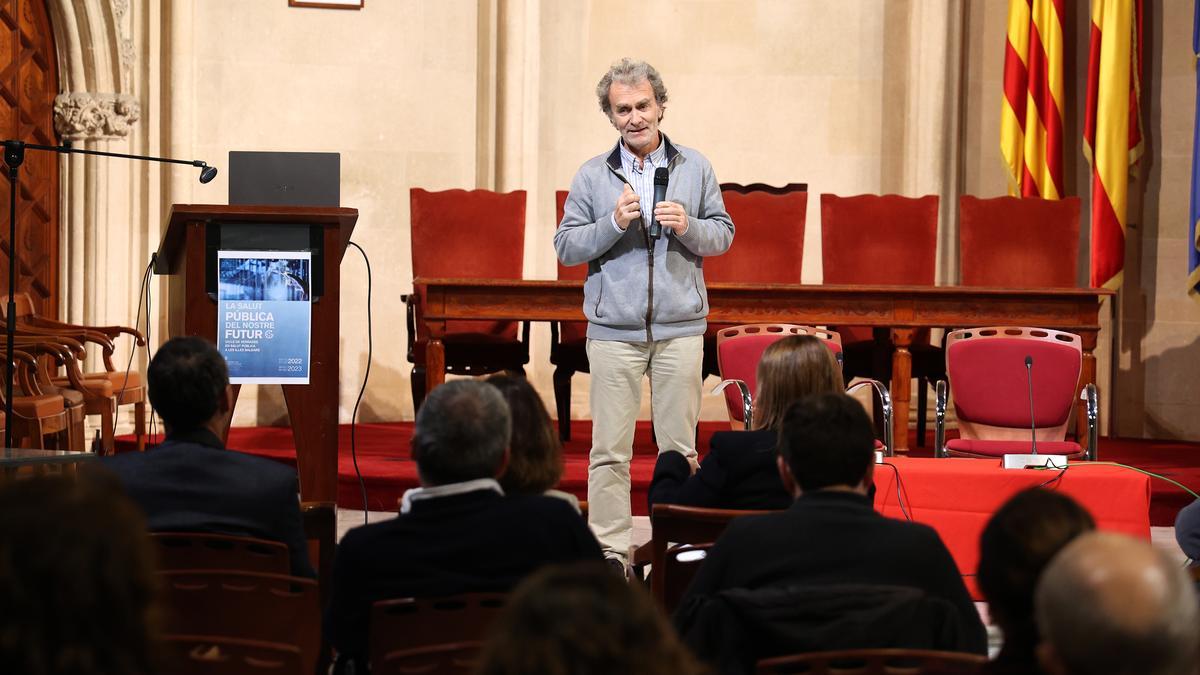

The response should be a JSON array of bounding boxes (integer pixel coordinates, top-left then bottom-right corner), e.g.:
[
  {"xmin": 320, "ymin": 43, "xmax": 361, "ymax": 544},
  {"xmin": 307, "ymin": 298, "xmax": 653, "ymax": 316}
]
[{"xmin": 415, "ymin": 278, "xmax": 1113, "ymax": 453}]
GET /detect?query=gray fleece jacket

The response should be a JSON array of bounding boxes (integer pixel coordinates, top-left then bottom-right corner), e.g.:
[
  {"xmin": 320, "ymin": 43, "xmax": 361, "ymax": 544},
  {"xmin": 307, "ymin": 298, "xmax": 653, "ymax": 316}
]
[{"xmin": 554, "ymin": 135, "xmax": 734, "ymax": 343}]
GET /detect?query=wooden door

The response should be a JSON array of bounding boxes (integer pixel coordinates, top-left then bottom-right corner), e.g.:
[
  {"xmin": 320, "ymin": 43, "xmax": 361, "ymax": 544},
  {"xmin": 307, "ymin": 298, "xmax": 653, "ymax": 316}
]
[{"xmin": 0, "ymin": 0, "xmax": 58, "ymax": 318}]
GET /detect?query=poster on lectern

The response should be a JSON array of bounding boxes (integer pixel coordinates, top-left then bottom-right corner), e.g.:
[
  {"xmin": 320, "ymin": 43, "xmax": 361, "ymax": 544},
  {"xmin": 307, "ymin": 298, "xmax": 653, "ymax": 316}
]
[{"xmin": 217, "ymin": 250, "xmax": 312, "ymax": 385}]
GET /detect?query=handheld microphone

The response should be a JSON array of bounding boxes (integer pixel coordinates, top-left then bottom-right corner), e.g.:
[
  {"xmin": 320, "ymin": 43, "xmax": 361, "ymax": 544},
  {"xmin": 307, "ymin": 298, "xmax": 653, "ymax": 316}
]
[
  {"xmin": 649, "ymin": 167, "xmax": 669, "ymax": 239},
  {"xmin": 1025, "ymin": 355, "xmax": 1038, "ymax": 455}
]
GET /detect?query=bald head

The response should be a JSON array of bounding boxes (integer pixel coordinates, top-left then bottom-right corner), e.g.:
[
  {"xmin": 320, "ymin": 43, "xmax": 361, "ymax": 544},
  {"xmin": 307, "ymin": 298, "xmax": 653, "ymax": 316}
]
[{"xmin": 1035, "ymin": 532, "xmax": 1199, "ymax": 675}]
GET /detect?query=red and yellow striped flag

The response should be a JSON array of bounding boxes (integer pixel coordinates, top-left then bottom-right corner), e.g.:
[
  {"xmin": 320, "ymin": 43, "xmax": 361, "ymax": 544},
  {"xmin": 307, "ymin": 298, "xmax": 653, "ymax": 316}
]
[
  {"xmin": 1001, "ymin": 0, "xmax": 1066, "ymax": 199},
  {"xmin": 1084, "ymin": 0, "xmax": 1144, "ymax": 290}
]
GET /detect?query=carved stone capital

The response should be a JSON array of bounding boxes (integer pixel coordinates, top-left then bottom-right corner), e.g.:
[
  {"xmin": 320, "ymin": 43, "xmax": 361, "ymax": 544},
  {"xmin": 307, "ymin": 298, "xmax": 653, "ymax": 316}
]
[{"xmin": 53, "ymin": 92, "xmax": 142, "ymax": 140}]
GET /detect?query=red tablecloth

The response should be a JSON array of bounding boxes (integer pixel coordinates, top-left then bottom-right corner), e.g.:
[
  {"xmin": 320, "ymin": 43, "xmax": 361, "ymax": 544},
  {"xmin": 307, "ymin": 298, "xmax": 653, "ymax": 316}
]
[{"xmin": 872, "ymin": 457, "xmax": 1151, "ymax": 599}]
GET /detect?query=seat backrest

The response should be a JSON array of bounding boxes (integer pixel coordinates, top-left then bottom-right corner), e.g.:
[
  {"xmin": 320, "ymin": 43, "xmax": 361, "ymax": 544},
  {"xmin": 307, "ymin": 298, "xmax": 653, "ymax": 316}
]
[
  {"xmin": 376, "ymin": 642, "xmax": 483, "ymax": 675},
  {"xmin": 554, "ymin": 190, "xmax": 589, "ymax": 343},
  {"xmin": 757, "ymin": 648, "xmax": 986, "ymax": 674},
  {"xmin": 150, "ymin": 532, "xmax": 290, "ymax": 575},
  {"xmin": 705, "ymin": 183, "xmax": 807, "ymax": 284},
  {"xmin": 163, "ymin": 635, "xmax": 303, "ymax": 675},
  {"xmin": 370, "ymin": 593, "xmax": 506, "ymax": 669},
  {"xmin": 946, "ymin": 327, "xmax": 1081, "ymax": 440},
  {"xmin": 716, "ymin": 324, "xmax": 843, "ymax": 425},
  {"xmin": 158, "ymin": 570, "xmax": 320, "ymax": 675},
  {"xmin": 958, "ymin": 195, "xmax": 1080, "ymax": 288},
  {"xmin": 662, "ymin": 543, "xmax": 713, "ymax": 614},
  {"xmin": 820, "ymin": 194, "xmax": 939, "ymax": 285},
  {"xmin": 410, "ymin": 188, "xmax": 526, "ymax": 340},
  {"xmin": 650, "ymin": 504, "xmax": 773, "ymax": 606}
]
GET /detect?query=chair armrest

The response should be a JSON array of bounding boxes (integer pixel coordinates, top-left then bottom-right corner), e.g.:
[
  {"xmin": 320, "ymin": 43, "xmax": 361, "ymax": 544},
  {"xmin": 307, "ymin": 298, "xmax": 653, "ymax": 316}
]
[
  {"xmin": 24, "ymin": 316, "xmax": 145, "ymax": 346},
  {"xmin": 710, "ymin": 379, "xmax": 752, "ymax": 431},
  {"xmin": 1082, "ymin": 383, "xmax": 1099, "ymax": 461},
  {"xmin": 846, "ymin": 379, "xmax": 893, "ymax": 456},
  {"xmin": 934, "ymin": 380, "xmax": 948, "ymax": 458}
]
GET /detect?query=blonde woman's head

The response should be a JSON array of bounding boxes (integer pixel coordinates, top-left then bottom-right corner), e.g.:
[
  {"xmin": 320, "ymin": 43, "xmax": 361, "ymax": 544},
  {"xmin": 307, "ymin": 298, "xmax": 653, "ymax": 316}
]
[{"xmin": 752, "ymin": 335, "xmax": 844, "ymax": 431}]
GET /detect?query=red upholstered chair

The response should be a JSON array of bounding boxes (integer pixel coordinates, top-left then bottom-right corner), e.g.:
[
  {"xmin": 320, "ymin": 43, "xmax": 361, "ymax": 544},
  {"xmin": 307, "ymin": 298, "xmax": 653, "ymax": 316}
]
[
  {"xmin": 934, "ymin": 327, "xmax": 1097, "ymax": 460},
  {"xmin": 549, "ymin": 189, "xmax": 589, "ymax": 441},
  {"xmin": 821, "ymin": 194, "xmax": 940, "ymax": 443},
  {"xmin": 958, "ymin": 195, "xmax": 1081, "ymax": 288},
  {"xmin": 713, "ymin": 324, "xmax": 892, "ymax": 453},
  {"xmin": 702, "ymin": 183, "xmax": 808, "ymax": 378},
  {"xmin": 405, "ymin": 188, "xmax": 529, "ymax": 411}
]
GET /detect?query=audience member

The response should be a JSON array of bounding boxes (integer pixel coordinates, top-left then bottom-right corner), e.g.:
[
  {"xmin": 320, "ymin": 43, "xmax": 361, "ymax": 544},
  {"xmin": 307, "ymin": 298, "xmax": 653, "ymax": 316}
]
[
  {"xmin": 325, "ymin": 379, "xmax": 603, "ymax": 669},
  {"xmin": 648, "ymin": 335, "xmax": 843, "ymax": 510},
  {"xmin": 476, "ymin": 562, "xmax": 708, "ymax": 675},
  {"xmin": 94, "ymin": 336, "xmax": 314, "ymax": 577},
  {"xmin": 0, "ymin": 476, "xmax": 160, "ymax": 675},
  {"xmin": 676, "ymin": 393, "xmax": 986, "ymax": 654},
  {"xmin": 1174, "ymin": 499, "xmax": 1200, "ymax": 564},
  {"xmin": 977, "ymin": 488, "xmax": 1095, "ymax": 675},
  {"xmin": 1035, "ymin": 532, "xmax": 1199, "ymax": 675},
  {"xmin": 486, "ymin": 373, "xmax": 579, "ymax": 511}
]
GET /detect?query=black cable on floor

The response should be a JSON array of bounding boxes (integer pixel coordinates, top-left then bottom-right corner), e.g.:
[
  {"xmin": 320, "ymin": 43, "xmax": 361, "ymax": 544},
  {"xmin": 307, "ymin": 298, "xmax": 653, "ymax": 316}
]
[
  {"xmin": 879, "ymin": 461, "xmax": 913, "ymax": 521},
  {"xmin": 348, "ymin": 241, "xmax": 373, "ymax": 523}
]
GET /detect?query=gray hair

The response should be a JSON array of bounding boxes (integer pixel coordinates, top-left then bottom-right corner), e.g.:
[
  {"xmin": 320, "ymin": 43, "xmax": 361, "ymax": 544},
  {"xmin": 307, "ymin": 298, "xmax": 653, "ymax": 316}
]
[
  {"xmin": 595, "ymin": 58, "xmax": 668, "ymax": 117},
  {"xmin": 1034, "ymin": 532, "xmax": 1199, "ymax": 675},
  {"xmin": 411, "ymin": 379, "xmax": 512, "ymax": 486}
]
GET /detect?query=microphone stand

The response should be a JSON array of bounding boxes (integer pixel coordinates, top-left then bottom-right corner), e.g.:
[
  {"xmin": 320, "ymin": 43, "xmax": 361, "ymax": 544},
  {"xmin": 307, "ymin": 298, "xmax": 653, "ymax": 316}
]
[{"xmin": 1, "ymin": 138, "xmax": 217, "ymax": 450}]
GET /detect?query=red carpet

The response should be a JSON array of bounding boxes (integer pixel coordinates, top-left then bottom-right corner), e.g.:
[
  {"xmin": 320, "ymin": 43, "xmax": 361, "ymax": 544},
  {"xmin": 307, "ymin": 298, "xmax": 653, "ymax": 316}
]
[{"xmin": 117, "ymin": 423, "xmax": 1200, "ymax": 526}]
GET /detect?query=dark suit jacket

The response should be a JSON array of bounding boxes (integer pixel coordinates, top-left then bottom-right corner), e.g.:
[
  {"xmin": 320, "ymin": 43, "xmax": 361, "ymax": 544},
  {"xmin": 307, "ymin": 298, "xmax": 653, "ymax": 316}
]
[
  {"xmin": 676, "ymin": 490, "xmax": 987, "ymax": 655},
  {"xmin": 98, "ymin": 429, "xmax": 314, "ymax": 578},
  {"xmin": 648, "ymin": 430, "xmax": 875, "ymax": 510},
  {"xmin": 326, "ymin": 487, "xmax": 604, "ymax": 663},
  {"xmin": 648, "ymin": 430, "xmax": 791, "ymax": 511}
]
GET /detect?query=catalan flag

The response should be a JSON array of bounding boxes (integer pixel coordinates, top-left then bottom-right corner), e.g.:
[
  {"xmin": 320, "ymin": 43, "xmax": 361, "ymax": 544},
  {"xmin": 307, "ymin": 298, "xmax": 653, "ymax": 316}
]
[
  {"xmin": 1084, "ymin": 0, "xmax": 1144, "ymax": 290},
  {"xmin": 1000, "ymin": 0, "xmax": 1066, "ymax": 199},
  {"xmin": 1188, "ymin": 0, "xmax": 1200, "ymax": 301}
]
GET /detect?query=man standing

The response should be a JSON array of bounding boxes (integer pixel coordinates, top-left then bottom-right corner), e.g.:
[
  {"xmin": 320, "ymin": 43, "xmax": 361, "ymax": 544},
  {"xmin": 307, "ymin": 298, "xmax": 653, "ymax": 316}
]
[
  {"xmin": 554, "ymin": 58, "xmax": 734, "ymax": 566},
  {"xmin": 97, "ymin": 336, "xmax": 314, "ymax": 578}
]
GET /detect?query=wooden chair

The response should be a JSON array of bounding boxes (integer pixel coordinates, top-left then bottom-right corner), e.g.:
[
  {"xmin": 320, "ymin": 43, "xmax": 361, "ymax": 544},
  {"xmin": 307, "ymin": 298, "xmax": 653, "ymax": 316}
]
[
  {"xmin": 163, "ymin": 635, "xmax": 303, "ymax": 675},
  {"xmin": 661, "ymin": 542, "xmax": 713, "ymax": 613},
  {"xmin": 958, "ymin": 195, "xmax": 1081, "ymax": 288},
  {"xmin": 370, "ymin": 593, "xmax": 506, "ymax": 671},
  {"xmin": 374, "ymin": 642, "xmax": 483, "ymax": 675},
  {"xmin": 403, "ymin": 189, "xmax": 529, "ymax": 413},
  {"xmin": 150, "ymin": 533, "xmax": 290, "ymax": 574},
  {"xmin": 0, "ymin": 344, "xmax": 75, "ymax": 450},
  {"xmin": 757, "ymin": 648, "xmax": 986, "ymax": 674},
  {"xmin": 158, "ymin": 570, "xmax": 320, "ymax": 675},
  {"xmin": 821, "ymin": 194, "xmax": 940, "ymax": 444},
  {"xmin": 935, "ymin": 327, "xmax": 1095, "ymax": 460},
  {"xmin": 4, "ymin": 292, "xmax": 146, "ymax": 452},
  {"xmin": 646, "ymin": 504, "xmax": 773, "ymax": 607},
  {"xmin": 550, "ymin": 189, "xmax": 589, "ymax": 441},
  {"xmin": 702, "ymin": 183, "xmax": 808, "ymax": 380}
]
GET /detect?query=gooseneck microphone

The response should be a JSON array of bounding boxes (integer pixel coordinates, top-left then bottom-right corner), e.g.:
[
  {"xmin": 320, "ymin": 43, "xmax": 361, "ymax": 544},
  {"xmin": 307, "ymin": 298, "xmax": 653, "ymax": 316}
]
[
  {"xmin": 1025, "ymin": 355, "xmax": 1038, "ymax": 455},
  {"xmin": 649, "ymin": 167, "xmax": 669, "ymax": 239}
]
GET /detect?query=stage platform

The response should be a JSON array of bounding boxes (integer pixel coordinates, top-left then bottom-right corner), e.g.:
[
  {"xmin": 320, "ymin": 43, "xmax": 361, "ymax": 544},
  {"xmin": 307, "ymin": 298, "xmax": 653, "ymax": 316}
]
[{"xmin": 117, "ymin": 421, "xmax": 1200, "ymax": 527}]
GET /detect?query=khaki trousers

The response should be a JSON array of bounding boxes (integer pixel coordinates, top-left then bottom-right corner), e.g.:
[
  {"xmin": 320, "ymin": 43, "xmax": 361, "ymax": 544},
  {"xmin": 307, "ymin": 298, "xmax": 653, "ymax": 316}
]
[{"xmin": 586, "ymin": 335, "xmax": 703, "ymax": 561}]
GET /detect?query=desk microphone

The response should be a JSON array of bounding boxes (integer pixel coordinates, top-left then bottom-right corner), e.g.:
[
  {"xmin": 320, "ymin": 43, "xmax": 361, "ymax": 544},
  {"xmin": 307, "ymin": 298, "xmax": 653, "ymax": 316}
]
[
  {"xmin": 1025, "ymin": 355, "xmax": 1038, "ymax": 455},
  {"xmin": 649, "ymin": 167, "xmax": 669, "ymax": 239}
]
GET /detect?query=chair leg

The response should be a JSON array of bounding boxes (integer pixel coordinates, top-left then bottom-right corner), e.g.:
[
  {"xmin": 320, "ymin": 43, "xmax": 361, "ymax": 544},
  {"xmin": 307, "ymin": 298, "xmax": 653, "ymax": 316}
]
[
  {"xmin": 99, "ymin": 402, "xmax": 115, "ymax": 456},
  {"xmin": 134, "ymin": 400, "xmax": 147, "ymax": 451},
  {"xmin": 553, "ymin": 366, "xmax": 573, "ymax": 442},
  {"xmin": 410, "ymin": 365, "xmax": 426, "ymax": 414},
  {"xmin": 916, "ymin": 377, "xmax": 928, "ymax": 447}
]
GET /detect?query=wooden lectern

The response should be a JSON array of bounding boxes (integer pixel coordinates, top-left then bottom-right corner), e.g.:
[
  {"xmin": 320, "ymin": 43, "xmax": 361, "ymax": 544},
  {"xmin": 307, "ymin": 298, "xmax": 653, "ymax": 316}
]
[{"xmin": 155, "ymin": 204, "xmax": 358, "ymax": 504}]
